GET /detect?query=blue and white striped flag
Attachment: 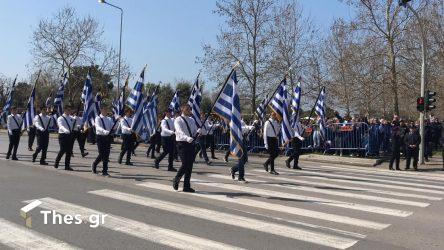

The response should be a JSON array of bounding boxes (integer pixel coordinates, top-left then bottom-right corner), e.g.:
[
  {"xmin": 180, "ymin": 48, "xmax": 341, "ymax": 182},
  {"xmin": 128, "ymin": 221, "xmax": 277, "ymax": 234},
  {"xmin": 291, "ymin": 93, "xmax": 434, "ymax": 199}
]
[
  {"xmin": 291, "ymin": 79, "xmax": 301, "ymax": 128},
  {"xmin": 280, "ymin": 79, "xmax": 293, "ymax": 144},
  {"xmin": 269, "ymin": 79, "xmax": 286, "ymax": 121},
  {"xmin": 81, "ymin": 69, "xmax": 95, "ymax": 127},
  {"xmin": 213, "ymin": 72, "xmax": 234, "ymax": 122},
  {"xmin": 54, "ymin": 73, "xmax": 67, "ymax": 116},
  {"xmin": 255, "ymin": 95, "xmax": 269, "ymax": 120},
  {"xmin": 1, "ymin": 76, "xmax": 17, "ymax": 123},
  {"xmin": 169, "ymin": 90, "xmax": 180, "ymax": 113},
  {"xmin": 315, "ymin": 87, "xmax": 326, "ymax": 139},
  {"xmin": 143, "ymin": 92, "xmax": 158, "ymax": 136},
  {"xmin": 129, "ymin": 67, "xmax": 146, "ymax": 136},
  {"xmin": 228, "ymin": 71, "xmax": 244, "ymax": 158},
  {"xmin": 112, "ymin": 99, "xmax": 119, "ymax": 119},
  {"xmin": 93, "ymin": 92, "xmax": 102, "ymax": 118},
  {"xmin": 188, "ymin": 75, "xmax": 202, "ymax": 127},
  {"xmin": 23, "ymin": 84, "xmax": 36, "ymax": 129}
]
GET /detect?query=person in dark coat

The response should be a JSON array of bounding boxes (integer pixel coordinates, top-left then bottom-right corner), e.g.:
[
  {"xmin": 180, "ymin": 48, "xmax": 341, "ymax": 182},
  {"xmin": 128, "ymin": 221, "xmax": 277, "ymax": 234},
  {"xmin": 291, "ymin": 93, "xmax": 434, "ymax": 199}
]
[
  {"xmin": 404, "ymin": 126, "xmax": 421, "ymax": 171},
  {"xmin": 389, "ymin": 125, "xmax": 402, "ymax": 170}
]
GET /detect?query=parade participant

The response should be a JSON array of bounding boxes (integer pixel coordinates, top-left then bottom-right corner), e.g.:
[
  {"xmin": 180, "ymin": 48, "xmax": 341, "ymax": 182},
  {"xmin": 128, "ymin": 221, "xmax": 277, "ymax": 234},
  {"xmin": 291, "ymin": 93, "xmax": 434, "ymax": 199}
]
[
  {"xmin": 230, "ymin": 122, "xmax": 255, "ymax": 182},
  {"xmin": 72, "ymin": 110, "xmax": 89, "ymax": 158},
  {"xmin": 389, "ymin": 124, "xmax": 402, "ymax": 170},
  {"xmin": 173, "ymin": 104, "xmax": 197, "ymax": 192},
  {"xmin": 6, "ymin": 106, "xmax": 22, "ymax": 160},
  {"xmin": 404, "ymin": 126, "xmax": 421, "ymax": 171},
  {"xmin": 154, "ymin": 109, "xmax": 177, "ymax": 171},
  {"xmin": 118, "ymin": 108, "xmax": 134, "ymax": 165},
  {"xmin": 196, "ymin": 112, "xmax": 211, "ymax": 165},
  {"xmin": 91, "ymin": 106, "xmax": 116, "ymax": 176},
  {"xmin": 207, "ymin": 115, "xmax": 218, "ymax": 159},
  {"xmin": 146, "ymin": 127, "xmax": 160, "ymax": 159},
  {"xmin": 285, "ymin": 121, "xmax": 305, "ymax": 170},
  {"xmin": 263, "ymin": 111, "xmax": 281, "ymax": 175},
  {"xmin": 27, "ymin": 116, "xmax": 36, "ymax": 151},
  {"xmin": 32, "ymin": 107, "xmax": 52, "ymax": 165},
  {"xmin": 54, "ymin": 106, "xmax": 74, "ymax": 171}
]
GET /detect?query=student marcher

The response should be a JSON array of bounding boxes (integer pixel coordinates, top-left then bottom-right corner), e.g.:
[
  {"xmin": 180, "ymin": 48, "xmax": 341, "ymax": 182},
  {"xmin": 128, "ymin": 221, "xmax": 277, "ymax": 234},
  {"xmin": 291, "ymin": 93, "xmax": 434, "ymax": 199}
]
[
  {"xmin": 207, "ymin": 115, "xmax": 218, "ymax": 160},
  {"xmin": 72, "ymin": 110, "xmax": 88, "ymax": 158},
  {"xmin": 173, "ymin": 104, "xmax": 197, "ymax": 192},
  {"xmin": 154, "ymin": 109, "xmax": 177, "ymax": 171},
  {"xmin": 263, "ymin": 112, "xmax": 281, "ymax": 175},
  {"xmin": 118, "ymin": 108, "xmax": 134, "ymax": 165},
  {"xmin": 404, "ymin": 126, "xmax": 421, "ymax": 171},
  {"xmin": 27, "ymin": 117, "xmax": 36, "ymax": 151},
  {"xmin": 32, "ymin": 107, "xmax": 52, "ymax": 165},
  {"xmin": 196, "ymin": 112, "xmax": 212, "ymax": 165},
  {"xmin": 54, "ymin": 106, "xmax": 74, "ymax": 171},
  {"xmin": 6, "ymin": 106, "xmax": 22, "ymax": 160},
  {"xmin": 230, "ymin": 122, "xmax": 254, "ymax": 182},
  {"xmin": 286, "ymin": 121, "xmax": 305, "ymax": 170},
  {"xmin": 92, "ymin": 106, "xmax": 116, "ymax": 176}
]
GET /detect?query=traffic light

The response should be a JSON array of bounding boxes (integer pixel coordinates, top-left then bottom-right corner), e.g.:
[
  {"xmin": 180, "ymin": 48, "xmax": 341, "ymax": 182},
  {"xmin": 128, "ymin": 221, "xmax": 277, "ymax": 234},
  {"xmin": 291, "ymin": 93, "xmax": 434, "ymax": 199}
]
[
  {"xmin": 417, "ymin": 97, "xmax": 425, "ymax": 112},
  {"xmin": 426, "ymin": 90, "xmax": 437, "ymax": 111},
  {"xmin": 398, "ymin": 0, "xmax": 412, "ymax": 7}
]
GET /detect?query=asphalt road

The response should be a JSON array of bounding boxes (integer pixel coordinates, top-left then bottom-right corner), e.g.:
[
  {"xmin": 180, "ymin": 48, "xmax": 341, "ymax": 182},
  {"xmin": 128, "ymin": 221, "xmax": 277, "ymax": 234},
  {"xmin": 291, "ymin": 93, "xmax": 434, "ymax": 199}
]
[{"xmin": 1, "ymin": 134, "xmax": 444, "ymax": 250}]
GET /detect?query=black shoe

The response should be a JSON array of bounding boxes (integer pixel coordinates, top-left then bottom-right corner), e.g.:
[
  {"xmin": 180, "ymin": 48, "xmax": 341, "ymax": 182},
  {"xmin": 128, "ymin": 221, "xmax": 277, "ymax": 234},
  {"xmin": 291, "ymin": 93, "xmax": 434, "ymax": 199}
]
[
  {"xmin": 40, "ymin": 161, "xmax": 48, "ymax": 166},
  {"xmin": 32, "ymin": 154, "xmax": 37, "ymax": 162},
  {"xmin": 396, "ymin": 168, "xmax": 401, "ymax": 170},
  {"xmin": 168, "ymin": 167, "xmax": 177, "ymax": 172},
  {"xmin": 5, "ymin": 155, "xmax": 10, "ymax": 160},
  {"xmin": 211, "ymin": 156, "xmax": 218, "ymax": 160},
  {"xmin": 91, "ymin": 164, "xmax": 97, "ymax": 174},
  {"xmin": 205, "ymin": 161, "xmax": 212, "ymax": 166},
  {"xmin": 154, "ymin": 161, "xmax": 160, "ymax": 169},
  {"xmin": 125, "ymin": 162, "xmax": 134, "ymax": 166},
  {"xmin": 11, "ymin": 157, "xmax": 18, "ymax": 161},
  {"xmin": 28, "ymin": 148, "xmax": 33, "ymax": 151},
  {"xmin": 238, "ymin": 178, "xmax": 247, "ymax": 183},
  {"xmin": 285, "ymin": 159, "xmax": 291, "ymax": 169},
  {"xmin": 65, "ymin": 167, "xmax": 74, "ymax": 171},
  {"xmin": 405, "ymin": 167, "xmax": 410, "ymax": 171},
  {"xmin": 263, "ymin": 163, "xmax": 269, "ymax": 172},
  {"xmin": 102, "ymin": 172, "xmax": 110, "ymax": 177},
  {"xmin": 224, "ymin": 156, "xmax": 228, "ymax": 163},
  {"xmin": 173, "ymin": 180, "xmax": 179, "ymax": 191},
  {"xmin": 81, "ymin": 152, "xmax": 89, "ymax": 158},
  {"xmin": 183, "ymin": 187, "xmax": 195, "ymax": 193},
  {"xmin": 199, "ymin": 154, "xmax": 203, "ymax": 159},
  {"xmin": 150, "ymin": 156, "xmax": 156, "ymax": 159},
  {"xmin": 270, "ymin": 170, "xmax": 279, "ymax": 175},
  {"xmin": 54, "ymin": 163, "xmax": 59, "ymax": 169},
  {"xmin": 414, "ymin": 168, "xmax": 418, "ymax": 171},
  {"xmin": 293, "ymin": 166, "xmax": 302, "ymax": 170},
  {"xmin": 389, "ymin": 167, "xmax": 394, "ymax": 170},
  {"xmin": 230, "ymin": 169, "xmax": 235, "ymax": 180},
  {"xmin": 118, "ymin": 158, "xmax": 122, "ymax": 164}
]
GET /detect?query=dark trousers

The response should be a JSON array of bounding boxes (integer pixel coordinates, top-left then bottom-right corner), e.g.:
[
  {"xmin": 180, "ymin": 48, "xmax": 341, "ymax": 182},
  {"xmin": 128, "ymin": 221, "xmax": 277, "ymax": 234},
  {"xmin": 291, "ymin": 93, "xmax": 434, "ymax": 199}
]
[
  {"xmin": 7, "ymin": 129, "xmax": 21, "ymax": 158},
  {"xmin": 156, "ymin": 136, "xmax": 174, "ymax": 168},
  {"xmin": 147, "ymin": 143, "xmax": 156, "ymax": 158},
  {"xmin": 287, "ymin": 138, "xmax": 302, "ymax": 168},
  {"xmin": 231, "ymin": 144, "xmax": 248, "ymax": 179},
  {"xmin": 93, "ymin": 135, "xmax": 111, "ymax": 174},
  {"xmin": 389, "ymin": 150, "xmax": 401, "ymax": 169},
  {"xmin": 73, "ymin": 131, "xmax": 86, "ymax": 154},
  {"xmin": 34, "ymin": 131, "xmax": 49, "ymax": 163},
  {"xmin": 405, "ymin": 147, "xmax": 419, "ymax": 170},
  {"xmin": 55, "ymin": 133, "xmax": 74, "ymax": 168},
  {"xmin": 28, "ymin": 127, "xmax": 36, "ymax": 149},
  {"xmin": 196, "ymin": 135, "xmax": 209, "ymax": 162},
  {"xmin": 119, "ymin": 134, "xmax": 134, "ymax": 163},
  {"xmin": 264, "ymin": 137, "xmax": 279, "ymax": 171},
  {"xmin": 207, "ymin": 134, "xmax": 216, "ymax": 158},
  {"xmin": 174, "ymin": 141, "xmax": 195, "ymax": 189}
]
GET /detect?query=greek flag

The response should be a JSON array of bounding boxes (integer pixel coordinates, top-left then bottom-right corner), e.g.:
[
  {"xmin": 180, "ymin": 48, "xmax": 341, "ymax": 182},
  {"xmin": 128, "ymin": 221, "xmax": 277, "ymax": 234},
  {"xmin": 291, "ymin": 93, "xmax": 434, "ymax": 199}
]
[
  {"xmin": 23, "ymin": 84, "xmax": 36, "ymax": 129},
  {"xmin": 127, "ymin": 68, "xmax": 145, "ymax": 110},
  {"xmin": 228, "ymin": 71, "xmax": 244, "ymax": 158},
  {"xmin": 255, "ymin": 94, "xmax": 268, "ymax": 120},
  {"xmin": 45, "ymin": 93, "xmax": 52, "ymax": 108},
  {"xmin": 315, "ymin": 87, "xmax": 326, "ymax": 139},
  {"xmin": 143, "ymin": 91, "xmax": 158, "ymax": 136},
  {"xmin": 169, "ymin": 90, "xmax": 180, "ymax": 113},
  {"xmin": 94, "ymin": 92, "xmax": 102, "ymax": 115},
  {"xmin": 281, "ymin": 79, "xmax": 293, "ymax": 144},
  {"xmin": 81, "ymin": 69, "xmax": 95, "ymax": 127},
  {"xmin": 213, "ymin": 71, "xmax": 235, "ymax": 122},
  {"xmin": 188, "ymin": 75, "xmax": 202, "ymax": 127},
  {"xmin": 112, "ymin": 99, "xmax": 119, "ymax": 119},
  {"xmin": 54, "ymin": 73, "xmax": 67, "ymax": 116},
  {"xmin": 269, "ymin": 79, "xmax": 286, "ymax": 121},
  {"xmin": 1, "ymin": 76, "xmax": 17, "ymax": 123},
  {"xmin": 291, "ymin": 79, "xmax": 301, "ymax": 128},
  {"xmin": 129, "ymin": 67, "xmax": 146, "ymax": 135}
]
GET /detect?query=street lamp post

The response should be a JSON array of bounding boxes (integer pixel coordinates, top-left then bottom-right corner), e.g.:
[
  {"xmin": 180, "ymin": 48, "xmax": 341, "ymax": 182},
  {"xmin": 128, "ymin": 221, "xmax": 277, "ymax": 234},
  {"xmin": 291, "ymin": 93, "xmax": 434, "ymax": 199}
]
[
  {"xmin": 399, "ymin": 0, "xmax": 428, "ymax": 164},
  {"xmin": 98, "ymin": 0, "xmax": 123, "ymax": 97}
]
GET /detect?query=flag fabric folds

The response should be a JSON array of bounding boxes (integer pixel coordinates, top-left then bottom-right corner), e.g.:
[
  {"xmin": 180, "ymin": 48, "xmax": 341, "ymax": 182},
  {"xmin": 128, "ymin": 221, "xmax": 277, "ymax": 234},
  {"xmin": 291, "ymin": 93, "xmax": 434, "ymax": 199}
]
[
  {"xmin": 54, "ymin": 73, "xmax": 67, "ymax": 116},
  {"xmin": 23, "ymin": 84, "xmax": 36, "ymax": 129},
  {"xmin": 81, "ymin": 69, "xmax": 95, "ymax": 127},
  {"xmin": 1, "ymin": 76, "xmax": 17, "ymax": 123},
  {"xmin": 315, "ymin": 87, "xmax": 326, "ymax": 139},
  {"xmin": 169, "ymin": 90, "xmax": 180, "ymax": 114},
  {"xmin": 129, "ymin": 67, "xmax": 147, "ymax": 136},
  {"xmin": 291, "ymin": 79, "xmax": 301, "ymax": 129},
  {"xmin": 143, "ymin": 92, "xmax": 158, "ymax": 136},
  {"xmin": 188, "ymin": 76, "xmax": 202, "ymax": 127},
  {"xmin": 269, "ymin": 78, "xmax": 293, "ymax": 144},
  {"xmin": 255, "ymin": 94, "xmax": 269, "ymax": 120}
]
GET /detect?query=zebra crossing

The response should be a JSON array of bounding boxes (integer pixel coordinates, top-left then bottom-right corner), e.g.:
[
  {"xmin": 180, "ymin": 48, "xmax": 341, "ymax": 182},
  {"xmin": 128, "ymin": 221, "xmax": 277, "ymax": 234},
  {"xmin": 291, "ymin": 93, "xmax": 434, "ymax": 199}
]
[{"xmin": 5, "ymin": 163, "xmax": 444, "ymax": 250}]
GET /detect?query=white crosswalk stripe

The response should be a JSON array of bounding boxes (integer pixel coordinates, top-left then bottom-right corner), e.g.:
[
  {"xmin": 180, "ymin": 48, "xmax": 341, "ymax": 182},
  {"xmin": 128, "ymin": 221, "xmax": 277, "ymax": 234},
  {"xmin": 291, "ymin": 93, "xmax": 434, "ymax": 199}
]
[
  {"xmin": 137, "ymin": 182, "xmax": 389, "ymax": 230},
  {"xmin": 205, "ymin": 174, "xmax": 430, "ymax": 207},
  {"xmin": 191, "ymin": 178, "xmax": 412, "ymax": 217},
  {"xmin": 23, "ymin": 198, "xmax": 242, "ymax": 250},
  {"xmin": 252, "ymin": 169, "xmax": 444, "ymax": 195},
  {"xmin": 0, "ymin": 218, "xmax": 80, "ymax": 250},
  {"xmin": 89, "ymin": 189, "xmax": 359, "ymax": 249}
]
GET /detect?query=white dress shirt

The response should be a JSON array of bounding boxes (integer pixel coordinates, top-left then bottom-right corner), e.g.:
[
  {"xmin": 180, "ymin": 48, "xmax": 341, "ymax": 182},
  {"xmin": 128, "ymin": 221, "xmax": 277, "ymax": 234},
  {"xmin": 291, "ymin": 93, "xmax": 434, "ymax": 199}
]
[
  {"xmin": 71, "ymin": 115, "xmax": 83, "ymax": 131},
  {"xmin": 120, "ymin": 116, "xmax": 133, "ymax": 135},
  {"xmin": 293, "ymin": 122, "xmax": 304, "ymax": 141},
  {"xmin": 57, "ymin": 114, "xmax": 74, "ymax": 134},
  {"xmin": 34, "ymin": 114, "xmax": 52, "ymax": 132},
  {"xmin": 200, "ymin": 120, "xmax": 211, "ymax": 136},
  {"xmin": 160, "ymin": 117, "xmax": 175, "ymax": 137},
  {"xmin": 174, "ymin": 115, "xmax": 197, "ymax": 143},
  {"xmin": 264, "ymin": 118, "xmax": 281, "ymax": 146},
  {"xmin": 7, "ymin": 114, "xmax": 22, "ymax": 134},
  {"xmin": 95, "ymin": 114, "xmax": 114, "ymax": 136}
]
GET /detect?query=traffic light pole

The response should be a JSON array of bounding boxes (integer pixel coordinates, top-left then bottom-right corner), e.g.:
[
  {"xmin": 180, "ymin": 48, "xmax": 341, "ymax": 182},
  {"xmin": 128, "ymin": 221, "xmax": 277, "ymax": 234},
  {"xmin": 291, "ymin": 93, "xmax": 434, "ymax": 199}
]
[{"xmin": 404, "ymin": 3, "xmax": 427, "ymax": 164}]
